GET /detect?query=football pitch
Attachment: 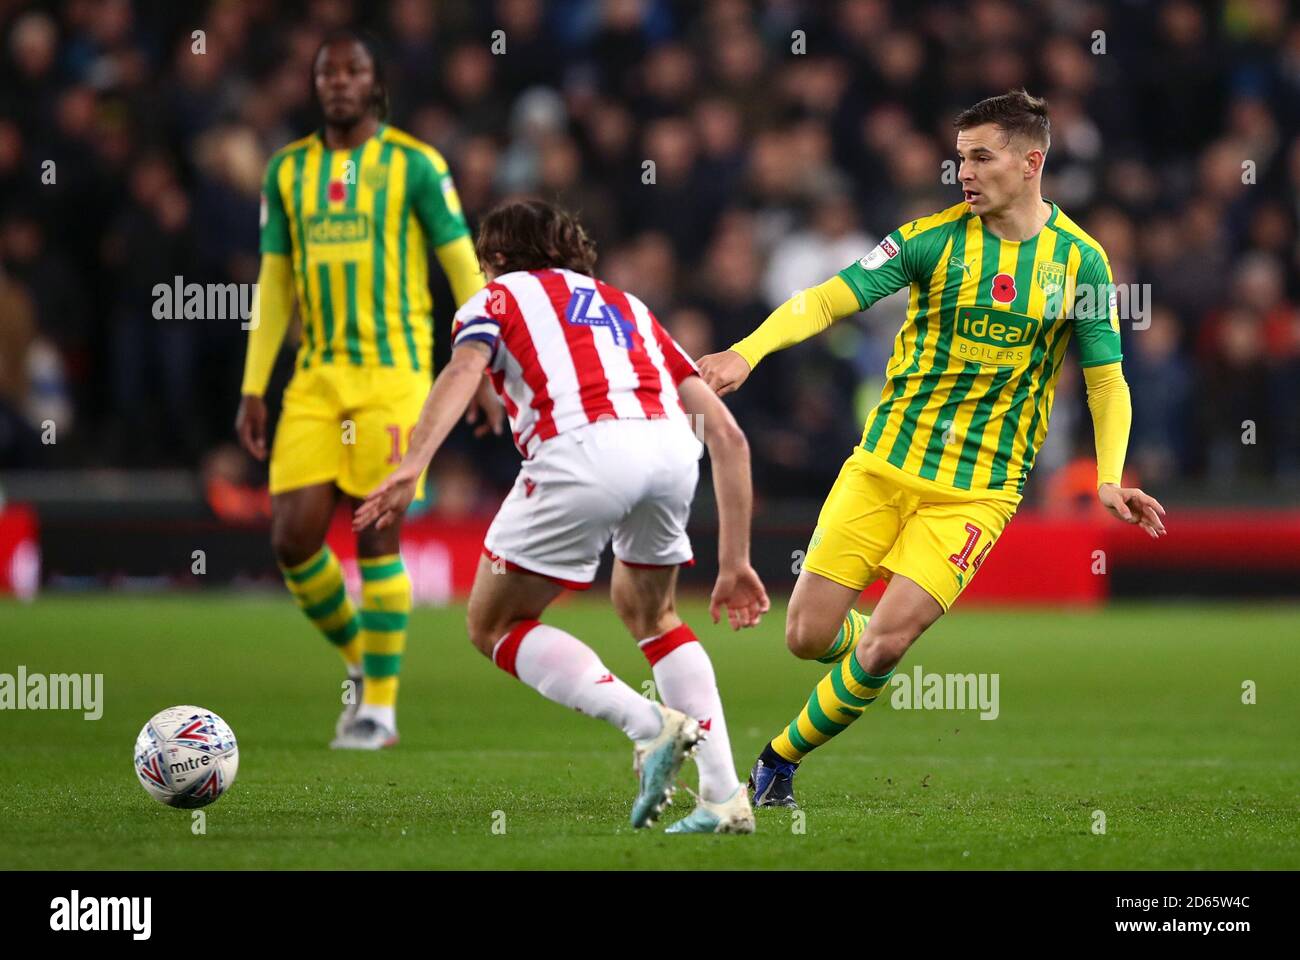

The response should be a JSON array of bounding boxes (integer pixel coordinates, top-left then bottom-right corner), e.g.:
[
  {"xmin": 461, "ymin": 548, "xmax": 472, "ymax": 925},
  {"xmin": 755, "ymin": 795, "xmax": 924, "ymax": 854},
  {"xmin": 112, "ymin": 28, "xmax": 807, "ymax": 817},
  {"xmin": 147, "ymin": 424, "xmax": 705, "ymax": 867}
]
[{"xmin": 2, "ymin": 595, "xmax": 1298, "ymax": 870}]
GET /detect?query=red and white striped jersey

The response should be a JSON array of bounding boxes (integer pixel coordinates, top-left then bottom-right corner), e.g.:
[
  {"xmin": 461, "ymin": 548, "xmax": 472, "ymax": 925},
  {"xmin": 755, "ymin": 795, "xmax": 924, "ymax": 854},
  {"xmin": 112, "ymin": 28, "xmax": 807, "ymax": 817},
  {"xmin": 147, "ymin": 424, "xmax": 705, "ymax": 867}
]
[{"xmin": 451, "ymin": 269, "xmax": 700, "ymax": 458}]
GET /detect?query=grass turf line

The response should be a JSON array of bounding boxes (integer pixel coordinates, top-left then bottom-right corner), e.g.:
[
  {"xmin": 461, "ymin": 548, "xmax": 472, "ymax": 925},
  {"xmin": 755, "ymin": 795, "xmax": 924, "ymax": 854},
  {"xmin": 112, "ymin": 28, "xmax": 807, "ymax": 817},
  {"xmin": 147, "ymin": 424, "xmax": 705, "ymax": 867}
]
[{"xmin": 1, "ymin": 596, "xmax": 1297, "ymax": 869}]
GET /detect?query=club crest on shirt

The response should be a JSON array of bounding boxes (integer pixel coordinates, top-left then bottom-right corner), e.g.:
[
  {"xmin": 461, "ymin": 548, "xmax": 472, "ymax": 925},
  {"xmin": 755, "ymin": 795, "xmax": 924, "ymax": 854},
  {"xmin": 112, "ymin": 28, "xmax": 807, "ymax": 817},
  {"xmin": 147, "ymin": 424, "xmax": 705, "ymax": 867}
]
[
  {"xmin": 363, "ymin": 163, "xmax": 389, "ymax": 191},
  {"xmin": 859, "ymin": 236, "xmax": 900, "ymax": 271},
  {"xmin": 1035, "ymin": 260, "xmax": 1065, "ymax": 296}
]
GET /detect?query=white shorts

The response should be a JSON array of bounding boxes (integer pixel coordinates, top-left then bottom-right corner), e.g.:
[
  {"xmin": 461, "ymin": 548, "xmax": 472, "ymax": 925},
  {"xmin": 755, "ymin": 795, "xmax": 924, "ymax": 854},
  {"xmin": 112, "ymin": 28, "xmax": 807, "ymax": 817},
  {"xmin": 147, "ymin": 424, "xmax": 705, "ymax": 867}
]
[{"xmin": 483, "ymin": 417, "xmax": 703, "ymax": 588}]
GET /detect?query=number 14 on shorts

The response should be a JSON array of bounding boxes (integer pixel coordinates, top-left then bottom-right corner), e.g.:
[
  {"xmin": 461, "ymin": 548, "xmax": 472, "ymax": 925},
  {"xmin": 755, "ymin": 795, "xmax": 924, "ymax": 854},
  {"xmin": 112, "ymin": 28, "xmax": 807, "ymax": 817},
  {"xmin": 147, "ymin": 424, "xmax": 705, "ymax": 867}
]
[
  {"xmin": 386, "ymin": 424, "xmax": 415, "ymax": 465},
  {"xmin": 949, "ymin": 522, "xmax": 992, "ymax": 576}
]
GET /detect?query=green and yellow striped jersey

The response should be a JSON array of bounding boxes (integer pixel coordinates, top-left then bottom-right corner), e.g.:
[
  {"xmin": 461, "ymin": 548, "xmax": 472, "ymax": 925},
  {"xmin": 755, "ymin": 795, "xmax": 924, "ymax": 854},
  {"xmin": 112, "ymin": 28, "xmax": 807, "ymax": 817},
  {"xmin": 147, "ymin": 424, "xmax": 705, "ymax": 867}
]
[
  {"xmin": 259, "ymin": 123, "xmax": 471, "ymax": 373},
  {"xmin": 839, "ymin": 200, "xmax": 1122, "ymax": 494}
]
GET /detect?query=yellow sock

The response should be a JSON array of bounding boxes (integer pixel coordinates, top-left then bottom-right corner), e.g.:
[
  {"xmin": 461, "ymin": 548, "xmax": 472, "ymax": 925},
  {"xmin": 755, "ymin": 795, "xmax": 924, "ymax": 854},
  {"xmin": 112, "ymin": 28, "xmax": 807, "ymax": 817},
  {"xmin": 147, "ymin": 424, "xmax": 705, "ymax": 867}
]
[
  {"xmin": 816, "ymin": 609, "xmax": 870, "ymax": 664},
  {"xmin": 770, "ymin": 652, "xmax": 894, "ymax": 763},
  {"xmin": 280, "ymin": 546, "xmax": 361, "ymax": 671},
  {"xmin": 358, "ymin": 554, "xmax": 411, "ymax": 710}
]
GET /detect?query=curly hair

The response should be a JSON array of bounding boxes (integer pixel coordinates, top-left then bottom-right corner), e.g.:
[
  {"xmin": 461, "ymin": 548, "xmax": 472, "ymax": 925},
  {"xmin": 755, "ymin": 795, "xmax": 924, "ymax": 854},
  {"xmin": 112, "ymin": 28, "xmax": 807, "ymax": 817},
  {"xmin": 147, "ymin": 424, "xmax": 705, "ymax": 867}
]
[{"xmin": 474, "ymin": 199, "xmax": 598, "ymax": 276}]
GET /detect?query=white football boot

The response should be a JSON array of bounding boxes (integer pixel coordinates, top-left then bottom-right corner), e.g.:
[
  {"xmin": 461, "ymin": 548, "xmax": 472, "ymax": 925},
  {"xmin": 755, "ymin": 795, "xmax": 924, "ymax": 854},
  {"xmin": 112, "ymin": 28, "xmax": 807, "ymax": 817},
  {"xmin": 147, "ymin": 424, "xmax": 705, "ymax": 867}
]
[
  {"xmin": 665, "ymin": 785, "xmax": 756, "ymax": 834},
  {"xmin": 335, "ymin": 675, "xmax": 363, "ymax": 740},
  {"xmin": 630, "ymin": 704, "xmax": 703, "ymax": 828},
  {"xmin": 330, "ymin": 715, "xmax": 398, "ymax": 750}
]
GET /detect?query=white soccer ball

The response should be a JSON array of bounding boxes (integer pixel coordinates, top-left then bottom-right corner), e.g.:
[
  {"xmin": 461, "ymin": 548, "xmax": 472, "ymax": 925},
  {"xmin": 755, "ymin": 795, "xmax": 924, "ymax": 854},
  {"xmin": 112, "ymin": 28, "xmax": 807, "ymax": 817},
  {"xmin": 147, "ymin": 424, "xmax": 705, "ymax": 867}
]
[{"xmin": 133, "ymin": 705, "xmax": 239, "ymax": 808}]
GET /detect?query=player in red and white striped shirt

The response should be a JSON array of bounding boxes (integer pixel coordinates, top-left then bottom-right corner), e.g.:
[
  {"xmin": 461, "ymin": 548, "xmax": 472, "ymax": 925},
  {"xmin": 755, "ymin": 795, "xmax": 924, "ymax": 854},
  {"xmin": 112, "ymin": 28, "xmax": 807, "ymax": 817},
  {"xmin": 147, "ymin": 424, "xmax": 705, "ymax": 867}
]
[
  {"xmin": 356, "ymin": 200, "xmax": 769, "ymax": 834},
  {"xmin": 449, "ymin": 265, "xmax": 700, "ymax": 460}
]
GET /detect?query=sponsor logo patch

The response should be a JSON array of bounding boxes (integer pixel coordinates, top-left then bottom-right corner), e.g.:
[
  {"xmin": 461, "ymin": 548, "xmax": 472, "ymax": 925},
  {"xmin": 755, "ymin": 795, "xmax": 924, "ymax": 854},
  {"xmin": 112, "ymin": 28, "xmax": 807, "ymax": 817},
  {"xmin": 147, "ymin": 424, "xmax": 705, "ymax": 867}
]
[
  {"xmin": 305, "ymin": 211, "xmax": 371, "ymax": 262},
  {"xmin": 952, "ymin": 307, "xmax": 1039, "ymax": 367},
  {"xmin": 858, "ymin": 237, "xmax": 900, "ymax": 271}
]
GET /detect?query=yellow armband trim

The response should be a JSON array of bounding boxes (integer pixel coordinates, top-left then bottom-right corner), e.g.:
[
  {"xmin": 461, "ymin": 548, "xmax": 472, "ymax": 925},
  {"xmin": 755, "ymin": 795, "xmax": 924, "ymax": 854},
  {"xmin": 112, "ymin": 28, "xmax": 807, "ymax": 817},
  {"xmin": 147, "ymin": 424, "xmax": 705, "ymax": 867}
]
[
  {"xmin": 1083, "ymin": 361, "xmax": 1131, "ymax": 488},
  {"xmin": 240, "ymin": 253, "xmax": 294, "ymax": 397},
  {"xmin": 434, "ymin": 234, "xmax": 487, "ymax": 308},
  {"xmin": 730, "ymin": 274, "xmax": 861, "ymax": 370}
]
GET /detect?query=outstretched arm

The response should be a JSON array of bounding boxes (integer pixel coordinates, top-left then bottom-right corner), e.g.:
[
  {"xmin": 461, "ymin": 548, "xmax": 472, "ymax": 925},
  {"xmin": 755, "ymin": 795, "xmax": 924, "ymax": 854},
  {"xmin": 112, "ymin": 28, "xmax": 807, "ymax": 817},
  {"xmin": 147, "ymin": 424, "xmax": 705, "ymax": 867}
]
[
  {"xmin": 697, "ymin": 274, "xmax": 861, "ymax": 396},
  {"xmin": 1085, "ymin": 362, "xmax": 1166, "ymax": 538},
  {"xmin": 677, "ymin": 375, "xmax": 770, "ymax": 629},
  {"xmin": 352, "ymin": 342, "xmax": 490, "ymax": 531}
]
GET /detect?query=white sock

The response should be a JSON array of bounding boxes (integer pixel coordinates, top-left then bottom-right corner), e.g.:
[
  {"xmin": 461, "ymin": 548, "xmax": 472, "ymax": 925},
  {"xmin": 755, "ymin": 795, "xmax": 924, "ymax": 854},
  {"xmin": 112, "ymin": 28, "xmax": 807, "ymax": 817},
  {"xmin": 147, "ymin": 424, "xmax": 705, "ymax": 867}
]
[
  {"xmin": 357, "ymin": 703, "xmax": 395, "ymax": 730},
  {"xmin": 498, "ymin": 622, "xmax": 661, "ymax": 741},
  {"xmin": 642, "ymin": 626, "xmax": 740, "ymax": 803}
]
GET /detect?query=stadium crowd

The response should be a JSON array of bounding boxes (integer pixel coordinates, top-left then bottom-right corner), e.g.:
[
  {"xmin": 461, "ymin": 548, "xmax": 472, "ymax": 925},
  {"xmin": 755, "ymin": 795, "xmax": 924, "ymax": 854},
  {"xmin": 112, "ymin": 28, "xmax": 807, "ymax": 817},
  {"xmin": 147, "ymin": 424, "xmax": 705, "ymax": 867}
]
[{"xmin": 0, "ymin": 0, "xmax": 1297, "ymax": 514}]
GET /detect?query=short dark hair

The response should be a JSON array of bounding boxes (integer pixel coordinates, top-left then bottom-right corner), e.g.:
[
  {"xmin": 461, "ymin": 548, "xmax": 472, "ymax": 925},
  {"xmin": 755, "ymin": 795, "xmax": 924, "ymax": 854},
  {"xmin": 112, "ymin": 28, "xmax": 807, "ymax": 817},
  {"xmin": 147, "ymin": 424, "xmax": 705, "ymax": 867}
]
[
  {"xmin": 475, "ymin": 200, "xmax": 598, "ymax": 275},
  {"xmin": 953, "ymin": 89, "xmax": 1050, "ymax": 150},
  {"xmin": 311, "ymin": 28, "xmax": 389, "ymax": 120}
]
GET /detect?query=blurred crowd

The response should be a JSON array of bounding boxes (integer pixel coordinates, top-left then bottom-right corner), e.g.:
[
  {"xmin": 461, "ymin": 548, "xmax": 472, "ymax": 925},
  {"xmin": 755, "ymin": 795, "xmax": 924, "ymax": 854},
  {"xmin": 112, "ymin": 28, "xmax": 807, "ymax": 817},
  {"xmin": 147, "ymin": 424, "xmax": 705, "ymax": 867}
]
[{"xmin": 0, "ymin": 0, "xmax": 1298, "ymax": 515}]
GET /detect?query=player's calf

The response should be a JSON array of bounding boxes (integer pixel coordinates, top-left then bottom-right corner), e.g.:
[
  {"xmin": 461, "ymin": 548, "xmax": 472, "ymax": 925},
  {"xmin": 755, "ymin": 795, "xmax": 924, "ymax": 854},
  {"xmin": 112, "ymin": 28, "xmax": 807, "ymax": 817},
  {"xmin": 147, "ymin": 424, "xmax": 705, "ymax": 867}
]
[
  {"xmin": 614, "ymin": 562, "xmax": 745, "ymax": 807},
  {"xmin": 855, "ymin": 624, "xmax": 920, "ymax": 676},
  {"xmin": 852, "ymin": 575, "xmax": 944, "ymax": 674},
  {"xmin": 269, "ymin": 487, "xmax": 363, "ymax": 717},
  {"xmin": 783, "ymin": 569, "xmax": 861, "ymax": 660}
]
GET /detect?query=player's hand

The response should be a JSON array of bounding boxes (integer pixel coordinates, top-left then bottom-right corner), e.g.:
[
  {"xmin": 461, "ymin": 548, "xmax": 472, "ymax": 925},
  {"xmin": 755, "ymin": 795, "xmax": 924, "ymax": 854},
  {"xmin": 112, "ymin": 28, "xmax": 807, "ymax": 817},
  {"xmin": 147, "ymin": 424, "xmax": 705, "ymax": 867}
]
[
  {"xmin": 1098, "ymin": 483, "xmax": 1167, "ymax": 539},
  {"xmin": 709, "ymin": 563, "xmax": 771, "ymax": 630},
  {"xmin": 465, "ymin": 375, "xmax": 504, "ymax": 438},
  {"xmin": 235, "ymin": 394, "xmax": 268, "ymax": 461},
  {"xmin": 696, "ymin": 350, "xmax": 752, "ymax": 397},
  {"xmin": 353, "ymin": 468, "xmax": 420, "ymax": 532}
]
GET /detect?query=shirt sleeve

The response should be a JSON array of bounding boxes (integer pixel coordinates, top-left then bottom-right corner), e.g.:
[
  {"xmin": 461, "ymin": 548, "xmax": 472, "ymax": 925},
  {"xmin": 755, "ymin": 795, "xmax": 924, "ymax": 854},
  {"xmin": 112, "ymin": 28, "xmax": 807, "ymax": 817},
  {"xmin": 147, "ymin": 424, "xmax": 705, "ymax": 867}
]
[
  {"xmin": 1071, "ymin": 248, "xmax": 1124, "ymax": 367},
  {"xmin": 1083, "ymin": 362, "xmax": 1131, "ymax": 487},
  {"xmin": 729, "ymin": 274, "xmax": 857, "ymax": 370},
  {"xmin": 240, "ymin": 253, "xmax": 295, "ymax": 396},
  {"xmin": 451, "ymin": 286, "xmax": 501, "ymax": 363},
  {"xmin": 835, "ymin": 229, "xmax": 913, "ymax": 310},
  {"xmin": 410, "ymin": 148, "xmax": 472, "ymax": 248},
  {"xmin": 434, "ymin": 233, "xmax": 487, "ymax": 308},
  {"xmin": 259, "ymin": 154, "xmax": 291, "ymax": 256}
]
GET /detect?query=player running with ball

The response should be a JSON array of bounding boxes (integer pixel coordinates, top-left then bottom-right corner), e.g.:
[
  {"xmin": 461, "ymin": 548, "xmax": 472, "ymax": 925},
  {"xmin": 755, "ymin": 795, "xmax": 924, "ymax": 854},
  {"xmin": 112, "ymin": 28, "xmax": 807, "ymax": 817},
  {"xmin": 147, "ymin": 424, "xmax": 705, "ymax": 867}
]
[
  {"xmin": 698, "ymin": 91, "xmax": 1168, "ymax": 809},
  {"xmin": 356, "ymin": 200, "xmax": 770, "ymax": 833}
]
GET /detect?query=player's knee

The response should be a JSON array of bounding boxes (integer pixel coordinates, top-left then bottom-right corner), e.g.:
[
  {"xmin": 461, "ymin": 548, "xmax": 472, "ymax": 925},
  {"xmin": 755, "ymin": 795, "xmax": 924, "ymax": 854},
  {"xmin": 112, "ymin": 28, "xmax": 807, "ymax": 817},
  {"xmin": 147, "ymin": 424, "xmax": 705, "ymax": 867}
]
[
  {"xmin": 784, "ymin": 615, "xmax": 829, "ymax": 660},
  {"xmin": 270, "ymin": 527, "xmax": 321, "ymax": 569},
  {"xmin": 467, "ymin": 613, "xmax": 496, "ymax": 658},
  {"xmin": 464, "ymin": 609, "xmax": 499, "ymax": 658},
  {"xmin": 355, "ymin": 524, "xmax": 400, "ymax": 559}
]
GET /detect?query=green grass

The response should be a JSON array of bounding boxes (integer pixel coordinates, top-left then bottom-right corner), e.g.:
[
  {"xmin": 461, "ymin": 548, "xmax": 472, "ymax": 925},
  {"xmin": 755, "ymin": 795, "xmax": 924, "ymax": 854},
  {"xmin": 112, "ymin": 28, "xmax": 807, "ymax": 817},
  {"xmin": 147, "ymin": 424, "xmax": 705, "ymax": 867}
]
[{"xmin": 1, "ymin": 595, "xmax": 1297, "ymax": 869}]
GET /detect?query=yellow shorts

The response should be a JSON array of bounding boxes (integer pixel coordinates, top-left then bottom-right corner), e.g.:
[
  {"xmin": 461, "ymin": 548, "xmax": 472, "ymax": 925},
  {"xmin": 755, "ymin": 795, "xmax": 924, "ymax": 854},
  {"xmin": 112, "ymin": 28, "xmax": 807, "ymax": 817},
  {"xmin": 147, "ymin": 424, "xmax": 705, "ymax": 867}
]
[
  {"xmin": 802, "ymin": 447, "xmax": 1021, "ymax": 612},
  {"xmin": 269, "ymin": 364, "xmax": 432, "ymax": 500}
]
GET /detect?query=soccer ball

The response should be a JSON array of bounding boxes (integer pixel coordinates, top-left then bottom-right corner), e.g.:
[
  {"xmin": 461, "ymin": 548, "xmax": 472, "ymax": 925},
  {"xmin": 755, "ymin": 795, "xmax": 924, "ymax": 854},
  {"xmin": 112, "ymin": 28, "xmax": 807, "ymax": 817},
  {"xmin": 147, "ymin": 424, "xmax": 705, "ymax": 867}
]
[{"xmin": 133, "ymin": 705, "xmax": 239, "ymax": 808}]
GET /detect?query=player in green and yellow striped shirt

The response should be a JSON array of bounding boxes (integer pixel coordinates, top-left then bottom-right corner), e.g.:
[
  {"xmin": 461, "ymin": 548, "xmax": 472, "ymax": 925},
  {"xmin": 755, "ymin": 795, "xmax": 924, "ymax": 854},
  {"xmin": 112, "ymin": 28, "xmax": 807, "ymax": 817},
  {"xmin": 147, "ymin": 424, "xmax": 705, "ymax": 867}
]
[
  {"xmin": 235, "ymin": 30, "xmax": 493, "ymax": 750},
  {"xmin": 698, "ymin": 90, "xmax": 1168, "ymax": 808}
]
